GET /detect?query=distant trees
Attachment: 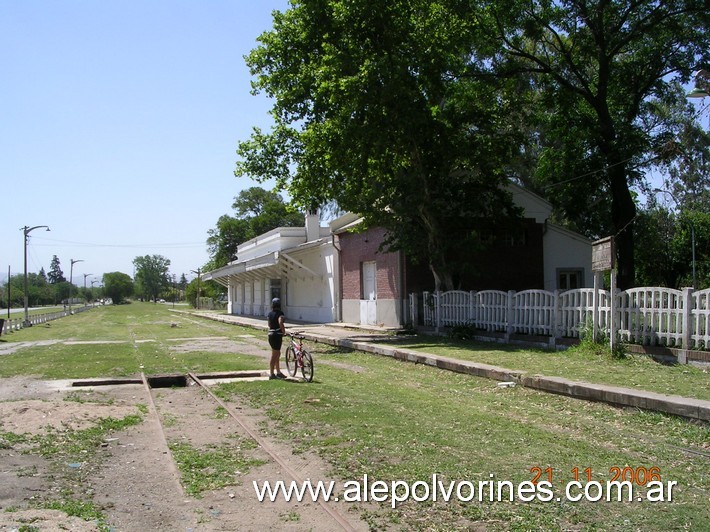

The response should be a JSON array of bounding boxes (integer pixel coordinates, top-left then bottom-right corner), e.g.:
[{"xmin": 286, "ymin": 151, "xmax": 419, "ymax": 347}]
[
  {"xmin": 206, "ymin": 187, "xmax": 303, "ymax": 269},
  {"xmin": 103, "ymin": 272, "xmax": 134, "ymax": 305},
  {"xmin": 133, "ymin": 255, "xmax": 171, "ymax": 302},
  {"xmin": 2, "ymin": 273, "xmax": 57, "ymax": 307}
]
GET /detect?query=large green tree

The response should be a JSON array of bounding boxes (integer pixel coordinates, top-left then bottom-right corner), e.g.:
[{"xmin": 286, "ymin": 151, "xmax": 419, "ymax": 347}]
[
  {"xmin": 485, "ymin": 0, "xmax": 709, "ymax": 288},
  {"xmin": 132, "ymin": 255, "xmax": 171, "ymax": 303},
  {"xmin": 236, "ymin": 0, "xmax": 522, "ymax": 291},
  {"xmin": 207, "ymin": 187, "xmax": 303, "ymax": 269},
  {"xmin": 635, "ymin": 204, "xmax": 709, "ymax": 289},
  {"xmin": 102, "ymin": 272, "xmax": 134, "ymax": 305}
]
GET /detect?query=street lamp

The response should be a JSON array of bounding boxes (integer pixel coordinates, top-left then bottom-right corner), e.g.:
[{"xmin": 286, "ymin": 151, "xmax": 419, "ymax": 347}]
[
  {"xmin": 90, "ymin": 279, "xmax": 99, "ymax": 304},
  {"xmin": 653, "ymin": 189, "xmax": 696, "ymax": 288},
  {"xmin": 191, "ymin": 268, "xmax": 201, "ymax": 310},
  {"xmin": 68, "ymin": 258, "xmax": 84, "ymax": 312},
  {"xmin": 22, "ymin": 225, "xmax": 50, "ymax": 326}
]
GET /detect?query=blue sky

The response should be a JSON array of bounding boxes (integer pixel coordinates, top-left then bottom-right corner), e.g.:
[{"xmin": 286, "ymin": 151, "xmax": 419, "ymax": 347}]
[{"xmin": 1, "ymin": 0, "xmax": 289, "ymax": 285}]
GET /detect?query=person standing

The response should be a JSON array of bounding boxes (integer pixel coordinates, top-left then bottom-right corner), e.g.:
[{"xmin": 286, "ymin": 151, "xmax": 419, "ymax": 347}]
[{"xmin": 267, "ymin": 298, "xmax": 287, "ymax": 379}]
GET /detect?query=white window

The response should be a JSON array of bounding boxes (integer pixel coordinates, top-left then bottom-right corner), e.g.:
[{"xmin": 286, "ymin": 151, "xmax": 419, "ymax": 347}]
[{"xmin": 558, "ymin": 269, "xmax": 583, "ymax": 290}]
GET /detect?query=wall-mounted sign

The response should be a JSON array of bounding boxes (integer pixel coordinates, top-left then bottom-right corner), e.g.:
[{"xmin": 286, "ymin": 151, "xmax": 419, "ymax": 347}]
[{"xmin": 592, "ymin": 237, "xmax": 614, "ymax": 272}]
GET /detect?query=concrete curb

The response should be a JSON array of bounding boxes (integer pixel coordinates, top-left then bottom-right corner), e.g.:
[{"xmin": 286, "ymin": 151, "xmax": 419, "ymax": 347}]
[
  {"xmin": 191, "ymin": 312, "xmax": 710, "ymax": 422},
  {"xmin": 319, "ymin": 335, "xmax": 710, "ymax": 422}
]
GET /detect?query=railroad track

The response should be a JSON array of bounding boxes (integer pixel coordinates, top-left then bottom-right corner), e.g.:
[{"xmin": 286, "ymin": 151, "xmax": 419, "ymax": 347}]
[{"xmin": 125, "ymin": 371, "xmax": 362, "ymax": 531}]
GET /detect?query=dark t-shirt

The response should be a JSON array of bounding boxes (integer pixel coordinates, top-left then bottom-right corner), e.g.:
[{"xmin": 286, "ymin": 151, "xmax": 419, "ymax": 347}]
[{"xmin": 267, "ymin": 310, "xmax": 284, "ymax": 333}]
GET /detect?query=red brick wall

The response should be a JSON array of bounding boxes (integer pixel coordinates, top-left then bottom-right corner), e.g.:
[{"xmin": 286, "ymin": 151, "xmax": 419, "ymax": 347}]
[
  {"xmin": 339, "ymin": 228, "xmax": 401, "ymax": 300},
  {"xmin": 339, "ymin": 220, "xmax": 544, "ymax": 296},
  {"xmin": 405, "ymin": 219, "xmax": 545, "ymax": 292}
]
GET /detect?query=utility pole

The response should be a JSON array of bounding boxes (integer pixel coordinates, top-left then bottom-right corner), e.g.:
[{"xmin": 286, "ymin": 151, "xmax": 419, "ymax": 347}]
[
  {"xmin": 191, "ymin": 268, "xmax": 201, "ymax": 309},
  {"xmin": 68, "ymin": 259, "xmax": 84, "ymax": 312},
  {"xmin": 22, "ymin": 225, "xmax": 50, "ymax": 326}
]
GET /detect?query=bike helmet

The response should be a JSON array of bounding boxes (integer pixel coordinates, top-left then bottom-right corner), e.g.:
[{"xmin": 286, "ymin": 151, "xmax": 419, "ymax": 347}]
[{"xmin": 271, "ymin": 297, "xmax": 281, "ymax": 309}]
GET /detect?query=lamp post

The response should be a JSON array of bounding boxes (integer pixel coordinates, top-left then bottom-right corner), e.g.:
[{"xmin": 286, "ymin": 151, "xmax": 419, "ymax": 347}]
[
  {"xmin": 22, "ymin": 225, "xmax": 50, "ymax": 326},
  {"xmin": 653, "ymin": 189, "xmax": 696, "ymax": 288},
  {"xmin": 83, "ymin": 273, "xmax": 92, "ymax": 304},
  {"xmin": 172, "ymin": 274, "xmax": 177, "ymax": 309},
  {"xmin": 91, "ymin": 279, "xmax": 99, "ymax": 304},
  {"xmin": 191, "ymin": 268, "xmax": 201, "ymax": 310},
  {"xmin": 68, "ymin": 259, "xmax": 84, "ymax": 312}
]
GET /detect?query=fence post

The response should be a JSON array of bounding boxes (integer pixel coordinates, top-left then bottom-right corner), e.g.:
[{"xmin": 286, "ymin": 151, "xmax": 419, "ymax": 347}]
[
  {"xmin": 609, "ymin": 270, "xmax": 617, "ymax": 352},
  {"xmin": 506, "ymin": 290, "xmax": 515, "ymax": 343},
  {"xmin": 551, "ymin": 289, "xmax": 560, "ymax": 349},
  {"xmin": 592, "ymin": 272, "xmax": 602, "ymax": 342},
  {"xmin": 679, "ymin": 287, "xmax": 693, "ymax": 364},
  {"xmin": 410, "ymin": 293, "xmax": 419, "ymax": 327},
  {"xmin": 469, "ymin": 291, "xmax": 476, "ymax": 325},
  {"xmin": 435, "ymin": 291, "xmax": 441, "ymax": 333}
]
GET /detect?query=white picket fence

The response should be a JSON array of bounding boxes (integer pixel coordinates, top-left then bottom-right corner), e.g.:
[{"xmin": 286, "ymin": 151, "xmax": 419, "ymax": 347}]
[
  {"xmin": 0, "ymin": 305, "xmax": 93, "ymax": 336},
  {"xmin": 412, "ymin": 287, "xmax": 709, "ymax": 352}
]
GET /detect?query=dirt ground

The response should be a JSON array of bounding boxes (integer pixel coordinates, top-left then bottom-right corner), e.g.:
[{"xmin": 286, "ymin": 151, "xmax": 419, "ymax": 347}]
[{"xmin": 0, "ymin": 338, "xmax": 372, "ymax": 531}]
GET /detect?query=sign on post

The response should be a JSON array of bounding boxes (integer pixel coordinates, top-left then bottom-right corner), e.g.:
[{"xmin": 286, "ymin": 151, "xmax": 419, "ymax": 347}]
[
  {"xmin": 592, "ymin": 237, "xmax": 614, "ymax": 272},
  {"xmin": 591, "ymin": 237, "xmax": 616, "ymax": 350}
]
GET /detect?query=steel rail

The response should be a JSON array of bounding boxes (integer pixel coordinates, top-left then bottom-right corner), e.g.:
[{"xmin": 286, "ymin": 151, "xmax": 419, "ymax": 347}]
[
  {"xmin": 140, "ymin": 372, "xmax": 186, "ymax": 497},
  {"xmin": 188, "ymin": 372, "xmax": 357, "ymax": 532}
]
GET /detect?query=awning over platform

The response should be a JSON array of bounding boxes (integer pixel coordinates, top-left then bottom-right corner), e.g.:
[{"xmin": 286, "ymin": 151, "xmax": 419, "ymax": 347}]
[{"xmin": 202, "ymin": 241, "xmax": 324, "ymax": 287}]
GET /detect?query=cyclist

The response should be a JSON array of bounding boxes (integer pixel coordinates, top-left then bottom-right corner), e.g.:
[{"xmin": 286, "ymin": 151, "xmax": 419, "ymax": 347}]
[{"xmin": 267, "ymin": 297, "xmax": 287, "ymax": 380}]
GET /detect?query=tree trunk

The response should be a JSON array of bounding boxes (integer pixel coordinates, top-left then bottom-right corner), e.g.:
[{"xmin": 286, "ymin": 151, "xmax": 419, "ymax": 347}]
[
  {"xmin": 429, "ymin": 262, "xmax": 454, "ymax": 292},
  {"xmin": 597, "ymin": 101, "xmax": 636, "ymax": 290},
  {"xmin": 419, "ymin": 204, "xmax": 456, "ymax": 292},
  {"xmin": 609, "ymin": 163, "xmax": 636, "ymax": 289}
]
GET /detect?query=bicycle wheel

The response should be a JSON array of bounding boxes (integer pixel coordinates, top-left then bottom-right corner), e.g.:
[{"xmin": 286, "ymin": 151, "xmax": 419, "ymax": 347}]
[
  {"xmin": 285, "ymin": 345, "xmax": 297, "ymax": 377},
  {"xmin": 300, "ymin": 349, "xmax": 314, "ymax": 382}
]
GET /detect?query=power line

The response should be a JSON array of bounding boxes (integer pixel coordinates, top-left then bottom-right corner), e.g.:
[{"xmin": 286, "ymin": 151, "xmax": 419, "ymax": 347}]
[
  {"xmin": 541, "ymin": 154, "xmax": 661, "ymax": 190},
  {"xmin": 29, "ymin": 237, "xmax": 205, "ymax": 250}
]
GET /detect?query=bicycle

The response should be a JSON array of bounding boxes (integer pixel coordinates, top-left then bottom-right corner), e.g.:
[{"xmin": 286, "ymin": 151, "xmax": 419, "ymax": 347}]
[{"xmin": 285, "ymin": 332, "xmax": 314, "ymax": 382}]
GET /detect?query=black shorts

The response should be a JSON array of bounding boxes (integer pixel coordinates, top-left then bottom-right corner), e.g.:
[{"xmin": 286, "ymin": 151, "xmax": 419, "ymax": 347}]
[{"xmin": 268, "ymin": 333, "xmax": 283, "ymax": 350}]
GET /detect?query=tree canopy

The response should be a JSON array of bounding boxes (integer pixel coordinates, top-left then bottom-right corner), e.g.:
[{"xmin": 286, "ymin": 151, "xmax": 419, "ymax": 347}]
[
  {"xmin": 206, "ymin": 187, "xmax": 303, "ymax": 269},
  {"xmin": 48, "ymin": 255, "xmax": 66, "ymax": 284},
  {"xmin": 237, "ymin": 0, "xmax": 522, "ymax": 290},
  {"xmin": 484, "ymin": 0, "xmax": 708, "ymax": 288},
  {"xmin": 102, "ymin": 272, "xmax": 134, "ymax": 305},
  {"xmin": 237, "ymin": 0, "xmax": 708, "ymax": 290},
  {"xmin": 132, "ymin": 255, "xmax": 171, "ymax": 303}
]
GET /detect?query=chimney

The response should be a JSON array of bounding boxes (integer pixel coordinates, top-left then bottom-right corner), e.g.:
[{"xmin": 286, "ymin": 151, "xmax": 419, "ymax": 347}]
[{"xmin": 305, "ymin": 210, "xmax": 320, "ymax": 241}]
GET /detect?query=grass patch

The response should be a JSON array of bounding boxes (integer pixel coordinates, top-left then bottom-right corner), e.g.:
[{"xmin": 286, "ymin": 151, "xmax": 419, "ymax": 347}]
[
  {"xmin": 31, "ymin": 415, "xmax": 143, "ymax": 460},
  {"xmin": 0, "ymin": 412, "xmax": 143, "ymax": 532},
  {"xmin": 1, "ymin": 303, "xmax": 707, "ymax": 529},
  {"xmin": 0, "ymin": 302, "xmax": 267, "ymax": 379},
  {"xmin": 391, "ymin": 334, "xmax": 710, "ymax": 401},
  {"xmin": 219, "ymin": 352, "xmax": 709, "ymax": 530},
  {"xmin": 40, "ymin": 499, "xmax": 107, "ymax": 527},
  {"xmin": 63, "ymin": 391, "xmax": 115, "ymax": 405},
  {"xmin": 169, "ymin": 441, "xmax": 265, "ymax": 497}
]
